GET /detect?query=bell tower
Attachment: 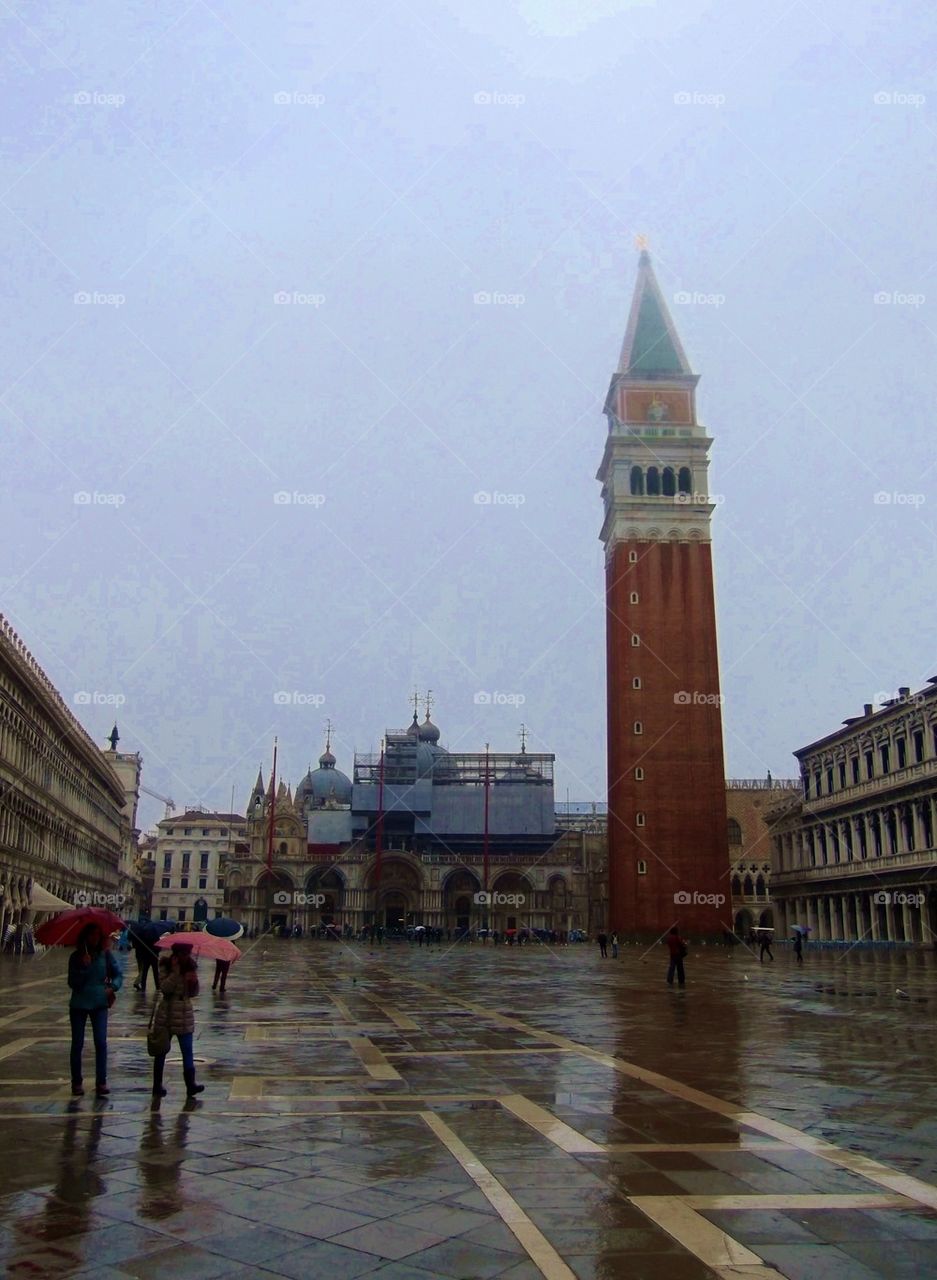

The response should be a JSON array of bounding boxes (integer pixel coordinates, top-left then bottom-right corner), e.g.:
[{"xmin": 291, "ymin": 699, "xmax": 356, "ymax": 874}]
[{"xmin": 597, "ymin": 248, "xmax": 728, "ymax": 938}]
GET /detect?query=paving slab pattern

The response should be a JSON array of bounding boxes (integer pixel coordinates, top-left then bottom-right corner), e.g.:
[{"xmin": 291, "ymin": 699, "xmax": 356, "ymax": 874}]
[{"xmin": 1, "ymin": 940, "xmax": 936, "ymax": 1278}]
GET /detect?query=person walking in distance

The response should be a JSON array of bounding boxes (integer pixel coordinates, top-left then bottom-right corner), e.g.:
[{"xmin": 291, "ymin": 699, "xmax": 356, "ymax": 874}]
[
  {"xmin": 758, "ymin": 930, "xmax": 774, "ymax": 963},
  {"xmin": 597, "ymin": 931, "xmax": 608, "ymax": 958},
  {"xmin": 611, "ymin": 932, "xmax": 620, "ymax": 959},
  {"xmin": 666, "ymin": 926, "xmax": 687, "ymax": 987},
  {"xmin": 151, "ymin": 943, "xmax": 204, "ymax": 1099},
  {"xmin": 211, "ymin": 958, "xmax": 230, "ymax": 994},
  {"xmin": 68, "ymin": 924, "xmax": 122, "ymax": 1097},
  {"xmin": 792, "ymin": 931, "xmax": 804, "ymax": 965}
]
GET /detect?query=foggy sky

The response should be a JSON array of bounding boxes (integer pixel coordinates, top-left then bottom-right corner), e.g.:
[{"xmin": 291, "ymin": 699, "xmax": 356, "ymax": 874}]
[{"xmin": 2, "ymin": 0, "xmax": 935, "ymax": 831}]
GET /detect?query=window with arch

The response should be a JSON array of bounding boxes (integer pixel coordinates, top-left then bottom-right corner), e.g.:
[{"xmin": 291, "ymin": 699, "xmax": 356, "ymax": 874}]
[
  {"xmin": 634, "ymin": 721, "xmax": 643, "ymax": 735},
  {"xmin": 629, "ymin": 550, "xmax": 638, "ymax": 563},
  {"xmin": 743, "ymin": 874, "xmax": 754, "ymax": 896},
  {"xmin": 635, "ymin": 766, "xmax": 644, "ymax": 780},
  {"xmin": 727, "ymin": 818, "xmax": 742, "ymax": 845},
  {"xmin": 731, "ymin": 875, "xmax": 742, "ymax": 896},
  {"xmin": 630, "ymin": 591, "xmax": 639, "ymax": 604},
  {"xmin": 632, "ymin": 676, "xmax": 642, "ymax": 689},
  {"xmin": 637, "ymin": 859, "xmax": 647, "ymax": 875},
  {"xmin": 662, "ymin": 467, "xmax": 676, "ymax": 497},
  {"xmin": 646, "ymin": 466, "xmax": 661, "ymax": 495},
  {"xmin": 630, "ymin": 466, "xmax": 644, "ymax": 495},
  {"xmin": 279, "ymin": 841, "xmax": 288, "ymax": 857},
  {"xmin": 631, "ymin": 634, "xmax": 640, "ymax": 647},
  {"xmin": 636, "ymin": 812, "xmax": 645, "ymax": 827},
  {"xmin": 678, "ymin": 466, "xmax": 692, "ymax": 494}
]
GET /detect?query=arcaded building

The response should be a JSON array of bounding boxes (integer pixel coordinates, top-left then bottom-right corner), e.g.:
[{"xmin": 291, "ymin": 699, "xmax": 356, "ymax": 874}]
[
  {"xmin": 223, "ymin": 709, "xmax": 605, "ymax": 935},
  {"xmin": 597, "ymin": 249, "xmax": 728, "ymax": 939},
  {"xmin": 0, "ymin": 614, "xmax": 129, "ymax": 935},
  {"xmin": 768, "ymin": 684, "xmax": 937, "ymax": 945},
  {"xmin": 726, "ymin": 777, "xmax": 800, "ymax": 936}
]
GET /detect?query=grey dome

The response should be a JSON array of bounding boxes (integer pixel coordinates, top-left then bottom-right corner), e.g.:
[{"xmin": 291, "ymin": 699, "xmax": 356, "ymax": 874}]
[{"xmin": 419, "ymin": 715, "xmax": 441, "ymax": 744}]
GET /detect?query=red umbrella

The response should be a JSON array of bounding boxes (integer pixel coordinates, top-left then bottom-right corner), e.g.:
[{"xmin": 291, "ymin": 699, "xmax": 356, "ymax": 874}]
[
  {"xmin": 35, "ymin": 906, "xmax": 126, "ymax": 948},
  {"xmin": 155, "ymin": 932, "xmax": 241, "ymax": 963}
]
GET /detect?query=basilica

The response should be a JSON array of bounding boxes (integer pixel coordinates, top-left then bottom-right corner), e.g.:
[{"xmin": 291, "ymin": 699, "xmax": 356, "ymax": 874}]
[{"xmin": 223, "ymin": 704, "xmax": 606, "ymax": 936}]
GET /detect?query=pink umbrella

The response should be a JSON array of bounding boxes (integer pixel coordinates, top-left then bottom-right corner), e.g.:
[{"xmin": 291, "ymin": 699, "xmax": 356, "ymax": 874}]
[{"xmin": 155, "ymin": 932, "xmax": 241, "ymax": 963}]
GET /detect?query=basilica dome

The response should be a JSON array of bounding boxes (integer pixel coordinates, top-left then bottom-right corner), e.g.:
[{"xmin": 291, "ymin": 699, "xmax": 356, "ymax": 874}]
[{"xmin": 296, "ymin": 741, "xmax": 352, "ymax": 808}]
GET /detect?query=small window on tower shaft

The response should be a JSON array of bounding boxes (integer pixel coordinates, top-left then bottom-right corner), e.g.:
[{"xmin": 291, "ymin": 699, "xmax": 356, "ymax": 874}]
[
  {"xmin": 637, "ymin": 860, "xmax": 647, "ymax": 875},
  {"xmin": 634, "ymin": 721, "xmax": 643, "ymax": 735},
  {"xmin": 635, "ymin": 766, "xmax": 644, "ymax": 780},
  {"xmin": 636, "ymin": 812, "xmax": 645, "ymax": 827},
  {"xmin": 632, "ymin": 676, "xmax": 641, "ymax": 689},
  {"xmin": 630, "ymin": 591, "xmax": 639, "ymax": 604},
  {"xmin": 629, "ymin": 550, "xmax": 638, "ymax": 563},
  {"xmin": 631, "ymin": 634, "xmax": 640, "ymax": 647}
]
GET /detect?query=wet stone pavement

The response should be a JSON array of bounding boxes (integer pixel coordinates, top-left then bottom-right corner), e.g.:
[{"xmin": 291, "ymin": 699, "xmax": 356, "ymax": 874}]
[{"xmin": 2, "ymin": 939, "xmax": 937, "ymax": 1279}]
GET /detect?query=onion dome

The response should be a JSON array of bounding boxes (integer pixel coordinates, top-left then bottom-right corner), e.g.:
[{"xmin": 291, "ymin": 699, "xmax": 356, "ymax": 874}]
[{"xmin": 418, "ymin": 714, "xmax": 441, "ymax": 744}]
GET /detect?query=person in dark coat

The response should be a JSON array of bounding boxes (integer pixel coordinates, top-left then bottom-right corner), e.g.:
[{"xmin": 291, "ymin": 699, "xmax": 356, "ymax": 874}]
[
  {"xmin": 758, "ymin": 930, "xmax": 774, "ymax": 963},
  {"xmin": 151, "ymin": 943, "xmax": 204, "ymax": 1098},
  {"xmin": 597, "ymin": 931, "xmax": 608, "ymax": 958},
  {"xmin": 792, "ymin": 931, "xmax": 804, "ymax": 964},
  {"xmin": 666, "ymin": 926, "xmax": 687, "ymax": 987},
  {"xmin": 211, "ymin": 959, "xmax": 230, "ymax": 993},
  {"xmin": 68, "ymin": 923, "xmax": 122, "ymax": 1096},
  {"xmin": 130, "ymin": 921, "xmax": 159, "ymax": 991}
]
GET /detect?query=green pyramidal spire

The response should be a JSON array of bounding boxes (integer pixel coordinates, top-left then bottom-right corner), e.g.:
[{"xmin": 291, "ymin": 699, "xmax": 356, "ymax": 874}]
[{"xmin": 618, "ymin": 250, "xmax": 692, "ymax": 377}]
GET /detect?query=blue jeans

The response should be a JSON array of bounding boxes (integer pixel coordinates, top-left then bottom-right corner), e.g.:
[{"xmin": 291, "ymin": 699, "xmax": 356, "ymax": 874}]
[
  {"xmin": 70, "ymin": 1006, "xmax": 108, "ymax": 1085},
  {"xmin": 157, "ymin": 1032, "xmax": 194, "ymax": 1074}
]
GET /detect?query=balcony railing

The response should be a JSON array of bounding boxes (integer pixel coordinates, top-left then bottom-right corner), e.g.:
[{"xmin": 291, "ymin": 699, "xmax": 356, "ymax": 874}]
[
  {"xmin": 773, "ymin": 847, "xmax": 937, "ymax": 884},
  {"xmin": 804, "ymin": 758, "xmax": 937, "ymax": 812}
]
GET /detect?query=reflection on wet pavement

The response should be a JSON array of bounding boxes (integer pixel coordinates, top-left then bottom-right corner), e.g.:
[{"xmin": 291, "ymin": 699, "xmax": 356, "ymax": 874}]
[{"xmin": 1, "ymin": 940, "xmax": 937, "ymax": 1277}]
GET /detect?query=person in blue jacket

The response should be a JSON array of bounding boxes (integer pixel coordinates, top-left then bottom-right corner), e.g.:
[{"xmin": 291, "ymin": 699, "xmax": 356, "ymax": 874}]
[{"xmin": 68, "ymin": 923, "xmax": 122, "ymax": 1096}]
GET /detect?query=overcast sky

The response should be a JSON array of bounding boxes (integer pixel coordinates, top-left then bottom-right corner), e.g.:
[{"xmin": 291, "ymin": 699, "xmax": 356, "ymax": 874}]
[{"xmin": 2, "ymin": 0, "xmax": 935, "ymax": 831}]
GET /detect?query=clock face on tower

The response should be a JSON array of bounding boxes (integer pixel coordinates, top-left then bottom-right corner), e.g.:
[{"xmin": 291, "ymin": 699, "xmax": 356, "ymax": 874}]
[{"xmin": 620, "ymin": 388, "xmax": 692, "ymax": 425}]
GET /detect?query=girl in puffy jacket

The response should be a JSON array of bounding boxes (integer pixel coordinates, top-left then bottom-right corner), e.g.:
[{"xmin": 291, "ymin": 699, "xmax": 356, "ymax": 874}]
[{"xmin": 151, "ymin": 942, "xmax": 204, "ymax": 1098}]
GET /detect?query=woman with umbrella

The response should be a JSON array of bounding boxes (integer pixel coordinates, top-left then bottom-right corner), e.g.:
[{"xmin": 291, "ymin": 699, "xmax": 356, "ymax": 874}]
[
  {"xmin": 151, "ymin": 941, "xmax": 205, "ymax": 1099},
  {"xmin": 68, "ymin": 922, "xmax": 123, "ymax": 1097}
]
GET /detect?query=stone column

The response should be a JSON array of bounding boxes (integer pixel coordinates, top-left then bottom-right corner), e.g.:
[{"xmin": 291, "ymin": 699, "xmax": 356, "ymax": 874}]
[{"xmin": 901, "ymin": 896, "xmax": 916, "ymax": 943}]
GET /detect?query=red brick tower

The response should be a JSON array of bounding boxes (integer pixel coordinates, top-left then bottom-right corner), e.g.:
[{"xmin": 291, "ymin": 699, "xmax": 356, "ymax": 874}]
[{"xmin": 597, "ymin": 250, "xmax": 729, "ymax": 939}]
